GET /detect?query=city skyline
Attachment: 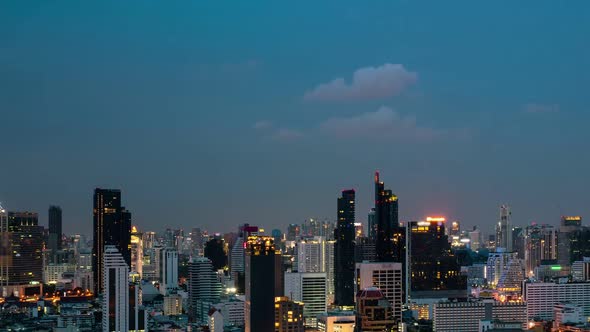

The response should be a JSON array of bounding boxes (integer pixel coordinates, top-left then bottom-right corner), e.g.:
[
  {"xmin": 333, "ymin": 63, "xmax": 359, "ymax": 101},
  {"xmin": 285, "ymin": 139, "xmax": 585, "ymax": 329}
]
[{"xmin": 2, "ymin": 1, "xmax": 589, "ymax": 235}]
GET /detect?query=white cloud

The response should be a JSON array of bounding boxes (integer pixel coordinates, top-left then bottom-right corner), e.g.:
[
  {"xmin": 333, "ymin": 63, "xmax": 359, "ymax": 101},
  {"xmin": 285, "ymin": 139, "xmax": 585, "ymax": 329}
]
[
  {"xmin": 304, "ymin": 64, "xmax": 417, "ymax": 101},
  {"xmin": 319, "ymin": 106, "xmax": 439, "ymax": 140},
  {"xmin": 272, "ymin": 128, "xmax": 304, "ymax": 141},
  {"xmin": 253, "ymin": 120, "xmax": 273, "ymax": 130},
  {"xmin": 524, "ymin": 103, "xmax": 560, "ymax": 114}
]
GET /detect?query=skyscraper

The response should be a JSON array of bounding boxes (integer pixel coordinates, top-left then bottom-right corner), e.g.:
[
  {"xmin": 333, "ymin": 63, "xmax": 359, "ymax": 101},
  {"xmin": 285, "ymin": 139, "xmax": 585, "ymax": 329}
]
[
  {"xmin": 93, "ymin": 188, "xmax": 132, "ymax": 294},
  {"xmin": 245, "ymin": 236, "xmax": 277, "ymax": 332},
  {"xmin": 334, "ymin": 189, "xmax": 355, "ymax": 306},
  {"xmin": 159, "ymin": 248, "xmax": 178, "ymax": 295},
  {"xmin": 48, "ymin": 205, "xmax": 62, "ymax": 252},
  {"xmin": 374, "ymin": 172, "xmax": 398, "ymax": 262},
  {"xmin": 102, "ymin": 246, "xmax": 129, "ymax": 332},
  {"xmin": 188, "ymin": 257, "xmax": 222, "ymax": 323},
  {"xmin": 496, "ymin": 205, "xmax": 512, "ymax": 251}
]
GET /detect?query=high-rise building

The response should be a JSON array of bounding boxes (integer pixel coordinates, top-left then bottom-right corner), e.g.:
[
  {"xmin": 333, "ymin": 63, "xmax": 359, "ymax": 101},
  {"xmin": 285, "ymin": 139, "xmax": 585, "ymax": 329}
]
[
  {"xmin": 524, "ymin": 223, "xmax": 558, "ymax": 276},
  {"xmin": 205, "ymin": 236, "xmax": 227, "ymax": 270},
  {"xmin": 572, "ymin": 257, "xmax": 590, "ymax": 281},
  {"xmin": 524, "ymin": 280, "xmax": 590, "ymax": 320},
  {"xmin": 245, "ymin": 236, "xmax": 278, "ymax": 332},
  {"xmin": 496, "ymin": 205, "xmax": 512, "ymax": 251},
  {"xmin": 374, "ymin": 172, "xmax": 398, "ymax": 262},
  {"xmin": 93, "ymin": 188, "xmax": 131, "ymax": 294},
  {"xmin": 48, "ymin": 205, "xmax": 63, "ymax": 252},
  {"xmin": 355, "ymin": 262, "xmax": 403, "ymax": 325},
  {"xmin": 354, "ymin": 287, "xmax": 396, "ymax": 332},
  {"xmin": 284, "ymin": 272, "xmax": 327, "ymax": 327},
  {"xmin": 159, "ymin": 248, "xmax": 178, "ymax": 295},
  {"xmin": 334, "ymin": 189, "xmax": 355, "ymax": 306},
  {"xmin": 188, "ymin": 257, "xmax": 222, "ymax": 323},
  {"xmin": 558, "ymin": 216, "xmax": 583, "ymax": 267},
  {"xmin": 433, "ymin": 300, "xmax": 526, "ymax": 332},
  {"xmin": 102, "ymin": 246, "xmax": 129, "ymax": 332},
  {"xmin": 469, "ymin": 227, "xmax": 481, "ymax": 251},
  {"xmin": 0, "ymin": 211, "xmax": 44, "ymax": 295},
  {"xmin": 274, "ymin": 296, "xmax": 304, "ymax": 332},
  {"xmin": 130, "ymin": 226, "xmax": 143, "ymax": 277},
  {"xmin": 570, "ymin": 226, "xmax": 590, "ymax": 264},
  {"xmin": 367, "ymin": 208, "xmax": 377, "ymax": 241},
  {"xmin": 512, "ymin": 227, "xmax": 525, "ymax": 260},
  {"xmin": 354, "ymin": 237, "xmax": 377, "ymax": 263},
  {"xmin": 408, "ymin": 218, "xmax": 467, "ymax": 297}
]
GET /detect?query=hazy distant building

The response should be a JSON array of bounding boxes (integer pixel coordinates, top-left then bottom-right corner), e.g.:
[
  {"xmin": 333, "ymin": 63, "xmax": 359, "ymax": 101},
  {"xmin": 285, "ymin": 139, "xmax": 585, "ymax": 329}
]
[
  {"xmin": 48, "ymin": 205, "xmax": 63, "ymax": 252},
  {"xmin": 524, "ymin": 223, "xmax": 558, "ymax": 276},
  {"xmin": 496, "ymin": 205, "xmax": 512, "ymax": 251}
]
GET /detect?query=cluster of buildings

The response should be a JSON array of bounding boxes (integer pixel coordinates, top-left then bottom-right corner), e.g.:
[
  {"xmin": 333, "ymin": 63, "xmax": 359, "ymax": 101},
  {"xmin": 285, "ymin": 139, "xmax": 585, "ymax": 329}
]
[{"xmin": 1, "ymin": 172, "xmax": 590, "ymax": 331}]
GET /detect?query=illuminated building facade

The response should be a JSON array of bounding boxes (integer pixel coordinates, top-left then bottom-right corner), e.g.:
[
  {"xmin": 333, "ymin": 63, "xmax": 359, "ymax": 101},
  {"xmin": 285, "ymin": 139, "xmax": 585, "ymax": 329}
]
[
  {"xmin": 93, "ymin": 188, "xmax": 131, "ymax": 295},
  {"xmin": 433, "ymin": 300, "xmax": 526, "ymax": 332},
  {"xmin": 284, "ymin": 272, "xmax": 327, "ymax": 327},
  {"xmin": 355, "ymin": 262, "xmax": 403, "ymax": 325},
  {"xmin": 354, "ymin": 287, "xmax": 396, "ymax": 332},
  {"xmin": 130, "ymin": 226, "xmax": 143, "ymax": 277},
  {"xmin": 524, "ymin": 223, "xmax": 557, "ymax": 275},
  {"xmin": 245, "ymin": 236, "xmax": 278, "ymax": 332},
  {"xmin": 335, "ymin": 189, "xmax": 355, "ymax": 306},
  {"xmin": 408, "ymin": 218, "xmax": 467, "ymax": 296},
  {"xmin": 524, "ymin": 281, "xmax": 590, "ymax": 320},
  {"xmin": 274, "ymin": 296, "xmax": 304, "ymax": 332}
]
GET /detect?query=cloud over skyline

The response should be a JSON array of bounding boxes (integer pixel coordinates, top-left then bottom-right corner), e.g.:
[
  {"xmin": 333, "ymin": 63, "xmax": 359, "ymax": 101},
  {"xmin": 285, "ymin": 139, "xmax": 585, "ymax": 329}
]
[
  {"xmin": 524, "ymin": 103, "xmax": 560, "ymax": 114},
  {"xmin": 304, "ymin": 64, "xmax": 417, "ymax": 101},
  {"xmin": 319, "ymin": 106, "xmax": 440, "ymax": 140}
]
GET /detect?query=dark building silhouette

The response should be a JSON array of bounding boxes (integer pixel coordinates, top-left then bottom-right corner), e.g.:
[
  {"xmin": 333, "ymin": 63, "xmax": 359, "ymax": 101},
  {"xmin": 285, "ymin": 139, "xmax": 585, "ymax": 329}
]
[
  {"xmin": 48, "ymin": 205, "xmax": 62, "ymax": 252},
  {"xmin": 408, "ymin": 219, "xmax": 467, "ymax": 296},
  {"xmin": 2, "ymin": 212, "xmax": 44, "ymax": 286},
  {"xmin": 335, "ymin": 189, "xmax": 356, "ymax": 306},
  {"xmin": 570, "ymin": 226, "xmax": 590, "ymax": 263},
  {"xmin": 245, "ymin": 236, "xmax": 278, "ymax": 332},
  {"xmin": 204, "ymin": 236, "xmax": 227, "ymax": 270},
  {"xmin": 374, "ymin": 172, "xmax": 398, "ymax": 262},
  {"xmin": 92, "ymin": 188, "xmax": 131, "ymax": 295}
]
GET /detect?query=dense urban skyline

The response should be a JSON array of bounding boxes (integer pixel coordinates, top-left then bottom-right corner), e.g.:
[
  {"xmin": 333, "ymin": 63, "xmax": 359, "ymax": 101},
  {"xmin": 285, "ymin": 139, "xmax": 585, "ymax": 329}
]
[{"xmin": 2, "ymin": 1, "xmax": 590, "ymax": 236}]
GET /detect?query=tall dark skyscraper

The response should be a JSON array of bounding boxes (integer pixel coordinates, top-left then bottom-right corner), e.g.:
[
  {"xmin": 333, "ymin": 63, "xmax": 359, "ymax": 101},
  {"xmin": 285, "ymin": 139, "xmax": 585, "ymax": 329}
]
[
  {"xmin": 374, "ymin": 172, "xmax": 398, "ymax": 262},
  {"xmin": 334, "ymin": 189, "xmax": 355, "ymax": 306},
  {"xmin": 245, "ymin": 236, "xmax": 278, "ymax": 332},
  {"xmin": 92, "ymin": 188, "xmax": 131, "ymax": 295},
  {"xmin": 408, "ymin": 218, "xmax": 466, "ymax": 297},
  {"xmin": 48, "ymin": 205, "xmax": 62, "ymax": 252}
]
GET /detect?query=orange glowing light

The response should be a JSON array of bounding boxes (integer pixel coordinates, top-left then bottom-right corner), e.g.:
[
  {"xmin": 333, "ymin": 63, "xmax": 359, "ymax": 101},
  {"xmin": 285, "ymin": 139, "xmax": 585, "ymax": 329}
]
[{"xmin": 426, "ymin": 217, "xmax": 446, "ymax": 222}]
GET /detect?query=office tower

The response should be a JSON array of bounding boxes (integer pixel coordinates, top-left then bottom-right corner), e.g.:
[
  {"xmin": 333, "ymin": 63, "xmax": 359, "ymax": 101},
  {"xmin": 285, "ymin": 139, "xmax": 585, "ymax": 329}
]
[
  {"xmin": 48, "ymin": 205, "xmax": 62, "ymax": 252},
  {"xmin": 355, "ymin": 262, "xmax": 403, "ymax": 324},
  {"xmin": 572, "ymin": 258, "xmax": 590, "ymax": 281},
  {"xmin": 486, "ymin": 250, "xmax": 525, "ymax": 293},
  {"xmin": 524, "ymin": 280, "xmax": 590, "ymax": 320},
  {"xmin": 317, "ymin": 310, "xmax": 355, "ymax": 332},
  {"xmin": 512, "ymin": 227, "xmax": 525, "ymax": 260},
  {"xmin": 287, "ymin": 224, "xmax": 300, "ymax": 241},
  {"xmin": 524, "ymin": 223, "xmax": 558, "ymax": 275},
  {"xmin": 0, "ymin": 211, "xmax": 44, "ymax": 296},
  {"xmin": 93, "ymin": 188, "xmax": 131, "ymax": 294},
  {"xmin": 188, "ymin": 257, "xmax": 222, "ymax": 323},
  {"xmin": 143, "ymin": 231, "xmax": 155, "ymax": 250},
  {"xmin": 486, "ymin": 250, "xmax": 517, "ymax": 288},
  {"xmin": 130, "ymin": 226, "xmax": 143, "ymax": 277},
  {"xmin": 433, "ymin": 300, "xmax": 526, "ymax": 332},
  {"xmin": 129, "ymin": 281, "xmax": 148, "ymax": 332},
  {"xmin": 374, "ymin": 172, "xmax": 398, "ymax": 262},
  {"xmin": 558, "ymin": 216, "xmax": 583, "ymax": 266},
  {"xmin": 245, "ymin": 236, "xmax": 277, "ymax": 332},
  {"xmin": 274, "ymin": 296, "xmax": 304, "ymax": 332},
  {"xmin": 408, "ymin": 218, "xmax": 467, "ymax": 297},
  {"xmin": 354, "ymin": 287, "xmax": 396, "ymax": 332},
  {"xmin": 296, "ymin": 236, "xmax": 331, "ymax": 274},
  {"xmin": 334, "ymin": 189, "xmax": 355, "ymax": 306},
  {"xmin": 354, "ymin": 236, "xmax": 377, "ymax": 263},
  {"xmin": 102, "ymin": 246, "xmax": 129, "ymax": 332},
  {"xmin": 205, "ymin": 236, "xmax": 227, "ymax": 270},
  {"xmin": 496, "ymin": 205, "xmax": 512, "ymax": 251},
  {"xmin": 368, "ymin": 208, "xmax": 377, "ymax": 241},
  {"xmin": 469, "ymin": 227, "xmax": 481, "ymax": 251},
  {"xmin": 570, "ymin": 226, "xmax": 590, "ymax": 263},
  {"xmin": 284, "ymin": 272, "xmax": 327, "ymax": 327},
  {"xmin": 159, "ymin": 248, "xmax": 178, "ymax": 295},
  {"xmin": 191, "ymin": 227, "xmax": 203, "ymax": 253}
]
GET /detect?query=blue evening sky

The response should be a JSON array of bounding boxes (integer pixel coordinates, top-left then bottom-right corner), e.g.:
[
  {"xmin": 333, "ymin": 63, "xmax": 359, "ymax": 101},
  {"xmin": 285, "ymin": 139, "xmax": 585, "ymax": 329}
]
[{"xmin": 1, "ymin": 1, "xmax": 589, "ymax": 236}]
